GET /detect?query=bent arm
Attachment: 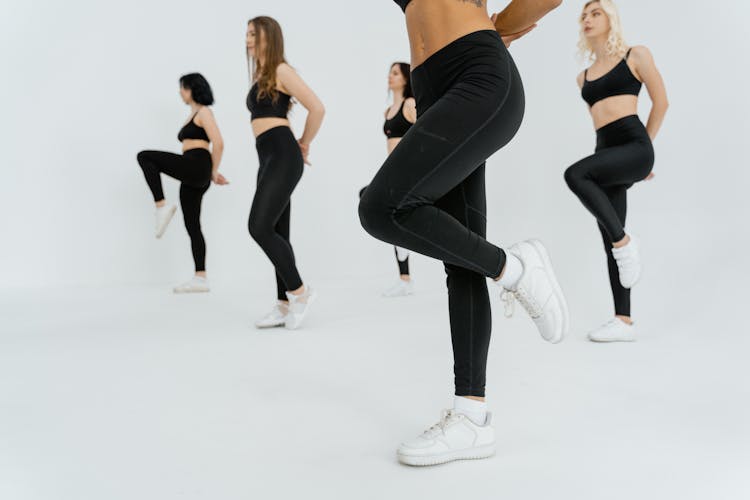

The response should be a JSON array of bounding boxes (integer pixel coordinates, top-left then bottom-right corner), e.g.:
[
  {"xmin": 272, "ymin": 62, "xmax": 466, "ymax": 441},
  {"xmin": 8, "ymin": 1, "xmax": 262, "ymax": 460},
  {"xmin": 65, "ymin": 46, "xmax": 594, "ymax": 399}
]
[
  {"xmin": 198, "ymin": 108, "xmax": 224, "ymax": 172},
  {"xmin": 493, "ymin": 0, "xmax": 562, "ymax": 35},
  {"xmin": 633, "ymin": 46, "xmax": 668, "ymax": 141},
  {"xmin": 277, "ymin": 63, "xmax": 325, "ymax": 146}
]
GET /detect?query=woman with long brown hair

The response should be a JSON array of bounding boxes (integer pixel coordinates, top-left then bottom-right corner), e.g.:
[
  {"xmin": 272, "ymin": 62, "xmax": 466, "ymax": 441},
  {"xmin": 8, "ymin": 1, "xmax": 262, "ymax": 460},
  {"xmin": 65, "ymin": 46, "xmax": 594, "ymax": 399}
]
[
  {"xmin": 358, "ymin": 0, "xmax": 566, "ymax": 466},
  {"xmin": 565, "ymin": 0, "xmax": 668, "ymax": 342},
  {"xmin": 246, "ymin": 16, "xmax": 325, "ymax": 330}
]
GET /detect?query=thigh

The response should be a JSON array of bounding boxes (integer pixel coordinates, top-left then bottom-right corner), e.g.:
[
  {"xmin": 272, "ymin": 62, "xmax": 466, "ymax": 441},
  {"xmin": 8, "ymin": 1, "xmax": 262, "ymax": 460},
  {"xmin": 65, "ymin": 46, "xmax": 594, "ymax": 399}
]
[
  {"xmin": 251, "ymin": 156, "xmax": 301, "ymax": 225},
  {"xmin": 574, "ymin": 143, "xmax": 653, "ymax": 188},
  {"xmin": 139, "ymin": 150, "xmax": 191, "ymax": 182},
  {"xmin": 179, "ymin": 183, "xmax": 209, "ymax": 224},
  {"xmin": 365, "ymin": 67, "xmax": 523, "ymax": 212}
]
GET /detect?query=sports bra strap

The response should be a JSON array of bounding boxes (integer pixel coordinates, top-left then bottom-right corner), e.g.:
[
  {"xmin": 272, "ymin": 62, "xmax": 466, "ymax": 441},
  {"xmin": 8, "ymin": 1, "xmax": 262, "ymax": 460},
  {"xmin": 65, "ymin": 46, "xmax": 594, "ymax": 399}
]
[{"xmin": 625, "ymin": 48, "xmax": 632, "ymax": 59}]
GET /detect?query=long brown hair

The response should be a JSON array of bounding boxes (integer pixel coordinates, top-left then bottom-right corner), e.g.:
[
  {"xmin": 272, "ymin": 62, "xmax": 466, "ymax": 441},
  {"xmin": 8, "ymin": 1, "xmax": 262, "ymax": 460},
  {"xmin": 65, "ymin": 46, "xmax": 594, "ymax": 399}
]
[{"xmin": 247, "ymin": 16, "xmax": 287, "ymax": 103}]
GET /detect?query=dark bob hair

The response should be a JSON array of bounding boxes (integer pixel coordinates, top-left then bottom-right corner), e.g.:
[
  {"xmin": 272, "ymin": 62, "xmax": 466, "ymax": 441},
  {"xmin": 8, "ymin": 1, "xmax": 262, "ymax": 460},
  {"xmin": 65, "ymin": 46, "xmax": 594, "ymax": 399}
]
[
  {"xmin": 179, "ymin": 73, "xmax": 214, "ymax": 105},
  {"xmin": 391, "ymin": 62, "xmax": 413, "ymax": 99}
]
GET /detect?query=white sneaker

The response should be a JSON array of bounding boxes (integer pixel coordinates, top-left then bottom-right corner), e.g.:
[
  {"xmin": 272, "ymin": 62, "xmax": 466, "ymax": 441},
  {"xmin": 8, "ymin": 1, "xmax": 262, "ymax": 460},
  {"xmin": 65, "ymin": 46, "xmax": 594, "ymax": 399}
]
[
  {"xmin": 612, "ymin": 235, "xmax": 641, "ymax": 288},
  {"xmin": 588, "ymin": 318, "xmax": 636, "ymax": 342},
  {"xmin": 285, "ymin": 286, "xmax": 317, "ymax": 330},
  {"xmin": 155, "ymin": 204, "xmax": 177, "ymax": 238},
  {"xmin": 501, "ymin": 239, "xmax": 569, "ymax": 344},
  {"xmin": 382, "ymin": 279, "xmax": 414, "ymax": 298},
  {"xmin": 255, "ymin": 302, "xmax": 288, "ymax": 329},
  {"xmin": 397, "ymin": 409, "xmax": 495, "ymax": 467},
  {"xmin": 173, "ymin": 276, "xmax": 209, "ymax": 294}
]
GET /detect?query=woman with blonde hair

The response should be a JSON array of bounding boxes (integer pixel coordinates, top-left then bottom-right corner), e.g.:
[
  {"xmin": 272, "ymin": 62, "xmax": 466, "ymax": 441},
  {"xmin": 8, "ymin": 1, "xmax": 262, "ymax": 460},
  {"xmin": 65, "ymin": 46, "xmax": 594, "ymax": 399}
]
[
  {"xmin": 246, "ymin": 16, "xmax": 325, "ymax": 330},
  {"xmin": 564, "ymin": 0, "xmax": 668, "ymax": 342}
]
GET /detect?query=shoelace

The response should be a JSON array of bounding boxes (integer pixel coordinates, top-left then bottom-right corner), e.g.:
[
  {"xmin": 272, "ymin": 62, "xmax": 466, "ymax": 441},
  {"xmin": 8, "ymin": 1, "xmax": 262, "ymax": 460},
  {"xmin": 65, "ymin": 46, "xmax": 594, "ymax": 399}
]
[
  {"xmin": 501, "ymin": 287, "xmax": 541, "ymax": 319},
  {"xmin": 422, "ymin": 410, "xmax": 461, "ymax": 437}
]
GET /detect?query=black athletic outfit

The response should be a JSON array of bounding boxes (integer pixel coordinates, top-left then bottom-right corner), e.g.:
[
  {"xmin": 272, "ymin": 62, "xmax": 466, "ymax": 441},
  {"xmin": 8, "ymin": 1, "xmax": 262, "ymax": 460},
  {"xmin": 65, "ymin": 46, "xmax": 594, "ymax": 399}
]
[
  {"xmin": 137, "ymin": 111, "xmax": 212, "ymax": 272},
  {"xmin": 564, "ymin": 49, "xmax": 655, "ymax": 316},
  {"xmin": 247, "ymin": 82, "xmax": 304, "ymax": 301},
  {"xmin": 360, "ymin": 100, "xmax": 415, "ymax": 276},
  {"xmin": 359, "ymin": 25, "xmax": 525, "ymax": 397}
]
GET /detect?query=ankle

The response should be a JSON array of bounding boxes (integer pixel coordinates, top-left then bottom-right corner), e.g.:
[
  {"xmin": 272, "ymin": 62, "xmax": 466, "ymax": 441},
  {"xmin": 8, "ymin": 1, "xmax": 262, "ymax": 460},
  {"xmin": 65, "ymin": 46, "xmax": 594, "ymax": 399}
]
[
  {"xmin": 616, "ymin": 315, "xmax": 633, "ymax": 325},
  {"xmin": 613, "ymin": 234, "xmax": 631, "ymax": 249}
]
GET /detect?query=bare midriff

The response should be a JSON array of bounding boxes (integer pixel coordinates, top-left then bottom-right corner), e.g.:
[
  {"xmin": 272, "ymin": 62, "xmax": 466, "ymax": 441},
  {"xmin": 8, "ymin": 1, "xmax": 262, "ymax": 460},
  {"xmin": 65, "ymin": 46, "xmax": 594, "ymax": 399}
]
[
  {"xmin": 182, "ymin": 139, "xmax": 210, "ymax": 153},
  {"xmin": 251, "ymin": 117, "xmax": 291, "ymax": 137},
  {"xmin": 589, "ymin": 95, "xmax": 639, "ymax": 130},
  {"xmin": 387, "ymin": 138, "xmax": 402, "ymax": 154},
  {"xmin": 405, "ymin": 0, "xmax": 495, "ymax": 69}
]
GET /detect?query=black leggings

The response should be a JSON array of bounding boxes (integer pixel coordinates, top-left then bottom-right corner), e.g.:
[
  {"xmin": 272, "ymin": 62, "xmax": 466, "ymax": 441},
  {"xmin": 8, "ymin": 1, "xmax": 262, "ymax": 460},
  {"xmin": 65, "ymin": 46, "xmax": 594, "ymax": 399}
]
[
  {"xmin": 137, "ymin": 148, "xmax": 212, "ymax": 272},
  {"xmin": 564, "ymin": 115, "xmax": 654, "ymax": 316},
  {"xmin": 359, "ymin": 30, "xmax": 525, "ymax": 397},
  {"xmin": 360, "ymin": 185, "xmax": 410, "ymax": 276},
  {"xmin": 249, "ymin": 126, "xmax": 304, "ymax": 301}
]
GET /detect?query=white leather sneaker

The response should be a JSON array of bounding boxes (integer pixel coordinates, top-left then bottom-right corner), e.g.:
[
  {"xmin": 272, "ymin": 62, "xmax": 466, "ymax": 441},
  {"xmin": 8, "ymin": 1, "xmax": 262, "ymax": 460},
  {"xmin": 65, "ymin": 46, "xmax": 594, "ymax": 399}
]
[
  {"xmin": 255, "ymin": 303, "xmax": 288, "ymax": 329},
  {"xmin": 173, "ymin": 276, "xmax": 209, "ymax": 294},
  {"xmin": 397, "ymin": 409, "xmax": 496, "ymax": 467},
  {"xmin": 612, "ymin": 235, "xmax": 641, "ymax": 288},
  {"xmin": 501, "ymin": 239, "xmax": 569, "ymax": 343},
  {"xmin": 155, "ymin": 204, "xmax": 177, "ymax": 239},
  {"xmin": 285, "ymin": 286, "xmax": 317, "ymax": 330},
  {"xmin": 588, "ymin": 318, "xmax": 636, "ymax": 342},
  {"xmin": 382, "ymin": 279, "xmax": 414, "ymax": 298}
]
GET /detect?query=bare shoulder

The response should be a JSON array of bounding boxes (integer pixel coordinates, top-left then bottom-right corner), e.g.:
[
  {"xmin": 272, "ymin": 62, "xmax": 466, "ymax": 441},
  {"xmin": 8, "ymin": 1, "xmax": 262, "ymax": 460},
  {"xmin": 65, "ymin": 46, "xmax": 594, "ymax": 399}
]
[
  {"xmin": 195, "ymin": 106, "xmax": 214, "ymax": 125},
  {"xmin": 276, "ymin": 62, "xmax": 296, "ymax": 78},
  {"xmin": 404, "ymin": 97, "xmax": 416, "ymax": 109},
  {"xmin": 629, "ymin": 45, "xmax": 654, "ymax": 63}
]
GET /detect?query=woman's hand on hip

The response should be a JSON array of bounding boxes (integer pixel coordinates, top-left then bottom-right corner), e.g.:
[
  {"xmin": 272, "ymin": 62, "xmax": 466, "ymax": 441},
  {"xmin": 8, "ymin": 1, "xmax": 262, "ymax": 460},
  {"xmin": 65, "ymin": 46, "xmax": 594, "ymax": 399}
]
[
  {"xmin": 298, "ymin": 140, "xmax": 312, "ymax": 166},
  {"xmin": 212, "ymin": 171, "xmax": 229, "ymax": 185}
]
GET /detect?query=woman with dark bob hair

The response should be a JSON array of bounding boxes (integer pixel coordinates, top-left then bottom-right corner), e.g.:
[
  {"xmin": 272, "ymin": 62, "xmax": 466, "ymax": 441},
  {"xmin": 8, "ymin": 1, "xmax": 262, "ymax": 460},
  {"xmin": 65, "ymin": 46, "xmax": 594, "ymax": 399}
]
[{"xmin": 137, "ymin": 73, "xmax": 228, "ymax": 293}]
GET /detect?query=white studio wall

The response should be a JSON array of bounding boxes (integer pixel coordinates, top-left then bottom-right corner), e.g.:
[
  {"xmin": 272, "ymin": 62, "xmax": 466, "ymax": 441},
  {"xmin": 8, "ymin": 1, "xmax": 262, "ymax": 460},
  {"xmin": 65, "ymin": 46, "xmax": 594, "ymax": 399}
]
[{"xmin": 1, "ymin": 0, "xmax": 748, "ymax": 322}]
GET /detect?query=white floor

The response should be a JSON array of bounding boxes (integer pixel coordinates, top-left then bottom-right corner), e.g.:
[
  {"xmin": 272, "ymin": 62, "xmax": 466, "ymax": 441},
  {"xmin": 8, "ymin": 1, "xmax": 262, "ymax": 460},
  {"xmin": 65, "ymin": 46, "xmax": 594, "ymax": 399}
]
[{"xmin": 1, "ymin": 278, "xmax": 748, "ymax": 500}]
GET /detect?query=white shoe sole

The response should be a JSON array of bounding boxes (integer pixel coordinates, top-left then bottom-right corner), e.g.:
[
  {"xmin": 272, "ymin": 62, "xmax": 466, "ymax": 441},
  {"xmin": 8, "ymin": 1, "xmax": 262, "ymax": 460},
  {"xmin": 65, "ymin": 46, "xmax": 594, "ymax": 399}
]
[
  {"xmin": 397, "ymin": 443, "xmax": 496, "ymax": 467},
  {"xmin": 527, "ymin": 239, "xmax": 569, "ymax": 343},
  {"xmin": 588, "ymin": 335, "xmax": 636, "ymax": 343},
  {"xmin": 382, "ymin": 288, "xmax": 414, "ymax": 298},
  {"xmin": 173, "ymin": 287, "xmax": 209, "ymax": 294},
  {"xmin": 285, "ymin": 291, "xmax": 317, "ymax": 330},
  {"xmin": 255, "ymin": 321, "xmax": 286, "ymax": 329},
  {"xmin": 156, "ymin": 206, "xmax": 177, "ymax": 239}
]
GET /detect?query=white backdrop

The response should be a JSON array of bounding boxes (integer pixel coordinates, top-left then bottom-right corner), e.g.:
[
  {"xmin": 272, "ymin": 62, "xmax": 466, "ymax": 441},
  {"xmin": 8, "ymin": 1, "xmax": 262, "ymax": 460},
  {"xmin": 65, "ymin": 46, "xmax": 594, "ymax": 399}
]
[{"xmin": 1, "ymin": 1, "xmax": 748, "ymax": 320}]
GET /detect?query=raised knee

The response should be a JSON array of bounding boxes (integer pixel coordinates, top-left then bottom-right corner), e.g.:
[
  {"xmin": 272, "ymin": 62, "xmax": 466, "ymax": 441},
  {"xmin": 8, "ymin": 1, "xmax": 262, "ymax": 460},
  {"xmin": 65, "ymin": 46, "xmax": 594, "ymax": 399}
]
[
  {"xmin": 136, "ymin": 150, "xmax": 150, "ymax": 166},
  {"xmin": 358, "ymin": 197, "xmax": 393, "ymax": 240},
  {"xmin": 564, "ymin": 165, "xmax": 584, "ymax": 190}
]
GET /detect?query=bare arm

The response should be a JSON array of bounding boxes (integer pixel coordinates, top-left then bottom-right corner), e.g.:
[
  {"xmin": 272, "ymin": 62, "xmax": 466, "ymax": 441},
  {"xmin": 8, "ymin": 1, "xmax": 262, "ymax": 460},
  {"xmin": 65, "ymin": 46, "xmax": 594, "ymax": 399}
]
[
  {"xmin": 493, "ymin": 0, "xmax": 562, "ymax": 35},
  {"xmin": 403, "ymin": 97, "xmax": 417, "ymax": 123},
  {"xmin": 277, "ymin": 63, "xmax": 325, "ymax": 161},
  {"xmin": 196, "ymin": 107, "xmax": 228, "ymax": 184},
  {"xmin": 631, "ymin": 46, "xmax": 668, "ymax": 141}
]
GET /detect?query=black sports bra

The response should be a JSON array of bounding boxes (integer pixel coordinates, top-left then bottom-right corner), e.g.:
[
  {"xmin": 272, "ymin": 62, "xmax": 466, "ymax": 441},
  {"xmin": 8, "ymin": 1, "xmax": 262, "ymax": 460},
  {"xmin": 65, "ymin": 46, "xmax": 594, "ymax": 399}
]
[
  {"xmin": 177, "ymin": 112, "xmax": 209, "ymax": 142},
  {"xmin": 581, "ymin": 49, "xmax": 642, "ymax": 107},
  {"xmin": 247, "ymin": 82, "xmax": 291, "ymax": 120},
  {"xmin": 394, "ymin": 0, "xmax": 411, "ymax": 12},
  {"xmin": 383, "ymin": 100, "xmax": 413, "ymax": 139}
]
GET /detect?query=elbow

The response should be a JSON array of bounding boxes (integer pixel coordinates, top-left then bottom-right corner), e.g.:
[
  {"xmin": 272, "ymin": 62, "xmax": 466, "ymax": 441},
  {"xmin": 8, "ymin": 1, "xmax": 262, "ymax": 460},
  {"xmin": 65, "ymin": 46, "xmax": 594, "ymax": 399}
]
[
  {"xmin": 546, "ymin": 0, "xmax": 563, "ymax": 11},
  {"xmin": 314, "ymin": 102, "xmax": 326, "ymax": 119}
]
